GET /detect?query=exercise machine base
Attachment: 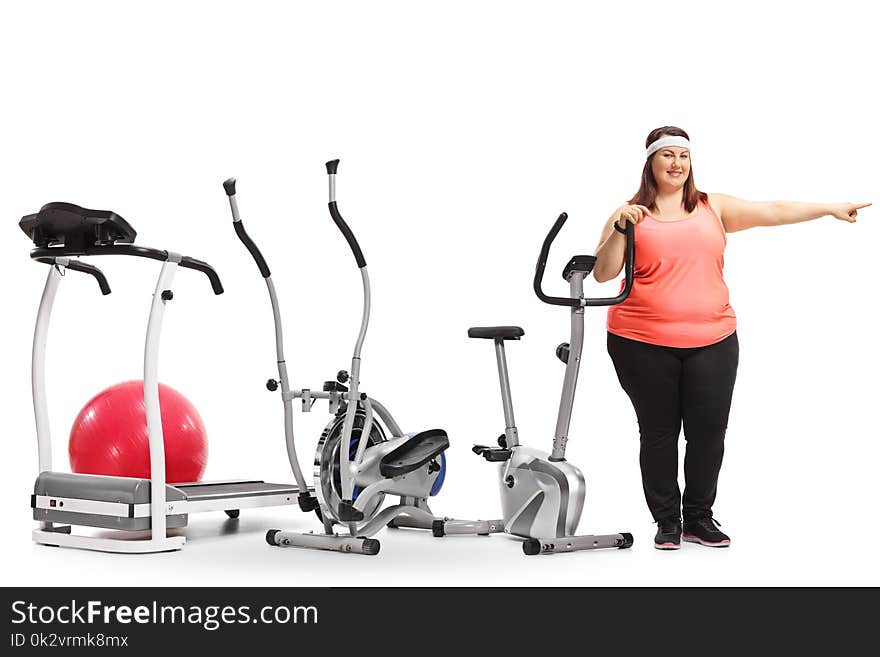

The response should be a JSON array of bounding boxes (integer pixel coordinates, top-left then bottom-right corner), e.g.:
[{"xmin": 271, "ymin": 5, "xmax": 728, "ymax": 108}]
[
  {"xmin": 266, "ymin": 529, "xmax": 380, "ymax": 555},
  {"xmin": 33, "ymin": 528, "xmax": 186, "ymax": 554},
  {"xmin": 522, "ymin": 532, "xmax": 634, "ymax": 555}
]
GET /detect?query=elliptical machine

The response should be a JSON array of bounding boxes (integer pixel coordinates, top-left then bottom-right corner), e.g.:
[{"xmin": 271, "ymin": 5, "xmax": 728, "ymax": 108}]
[
  {"xmin": 223, "ymin": 161, "xmax": 492, "ymax": 555},
  {"xmin": 434, "ymin": 211, "xmax": 636, "ymax": 555}
]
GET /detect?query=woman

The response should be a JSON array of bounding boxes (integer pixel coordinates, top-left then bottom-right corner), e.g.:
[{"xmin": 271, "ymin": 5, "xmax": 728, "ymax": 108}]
[{"xmin": 593, "ymin": 126, "xmax": 870, "ymax": 550}]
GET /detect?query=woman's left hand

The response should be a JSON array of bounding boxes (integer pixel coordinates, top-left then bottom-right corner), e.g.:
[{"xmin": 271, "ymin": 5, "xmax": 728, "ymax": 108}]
[{"xmin": 830, "ymin": 202, "xmax": 872, "ymax": 223}]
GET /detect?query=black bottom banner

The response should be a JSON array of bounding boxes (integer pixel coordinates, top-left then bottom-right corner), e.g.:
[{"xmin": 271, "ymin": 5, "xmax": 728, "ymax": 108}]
[{"xmin": 1, "ymin": 587, "xmax": 874, "ymax": 652}]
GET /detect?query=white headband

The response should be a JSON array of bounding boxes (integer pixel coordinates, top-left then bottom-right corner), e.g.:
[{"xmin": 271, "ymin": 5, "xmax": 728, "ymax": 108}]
[{"xmin": 646, "ymin": 136, "xmax": 691, "ymax": 158}]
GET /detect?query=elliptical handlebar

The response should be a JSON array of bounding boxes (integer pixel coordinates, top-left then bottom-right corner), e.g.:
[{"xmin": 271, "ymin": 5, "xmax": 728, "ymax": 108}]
[
  {"xmin": 533, "ymin": 212, "xmax": 635, "ymax": 307},
  {"xmin": 222, "ymin": 177, "xmax": 272, "ymax": 279},
  {"xmin": 326, "ymin": 159, "xmax": 367, "ymax": 269}
]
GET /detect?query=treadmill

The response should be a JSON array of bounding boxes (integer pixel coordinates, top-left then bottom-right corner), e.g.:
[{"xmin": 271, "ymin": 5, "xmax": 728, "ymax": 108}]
[{"xmin": 22, "ymin": 202, "xmax": 314, "ymax": 553}]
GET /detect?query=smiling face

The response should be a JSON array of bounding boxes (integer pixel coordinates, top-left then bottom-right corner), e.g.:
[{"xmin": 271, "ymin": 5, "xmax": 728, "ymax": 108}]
[{"xmin": 650, "ymin": 143, "xmax": 691, "ymax": 192}]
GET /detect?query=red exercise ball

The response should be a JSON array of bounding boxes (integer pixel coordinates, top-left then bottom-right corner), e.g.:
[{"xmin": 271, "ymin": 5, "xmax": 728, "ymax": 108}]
[{"xmin": 69, "ymin": 380, "xmax": 208, "ymax": 484}]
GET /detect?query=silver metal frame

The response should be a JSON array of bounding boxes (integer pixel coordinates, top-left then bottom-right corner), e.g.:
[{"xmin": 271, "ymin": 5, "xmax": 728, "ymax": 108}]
[
  {"xmin": 494, "ymin": 340, "xmax": 520, "ymax": 448},
  {"xmin": 325, "ymin": 173, "xmax": 447, "ymax": 539},
  {"xmin": 265, "ymin": 163, "xmax": 496, "ymax": 554},
  {"xmin": 441, "ymin": 265, "xmax": 631, "ymax": 554},
  {"xmin": 551, "ymin": 273, "xmax": 586, "ymax": 461},
  {"xmin": 227, "ymin": 191, "xmax": 311, "ymax": 493}
]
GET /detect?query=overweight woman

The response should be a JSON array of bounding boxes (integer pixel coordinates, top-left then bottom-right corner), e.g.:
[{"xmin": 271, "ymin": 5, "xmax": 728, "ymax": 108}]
[{"xmin": 592, "ymin": 126, "xmax": 870, "ymax": 550}]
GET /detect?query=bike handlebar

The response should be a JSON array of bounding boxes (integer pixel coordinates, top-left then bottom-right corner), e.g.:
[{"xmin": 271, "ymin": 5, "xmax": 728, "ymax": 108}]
[
  {"xmin": 533, "ymin": 212, "xmax": 635, "ymax": 307},
  {"xmin": 584, "ymin": 221, "xmax": 634, "ymax": 307},
  {"xmin": 534, "ymin": 213, "xmax": 578, "ymax": 307}
]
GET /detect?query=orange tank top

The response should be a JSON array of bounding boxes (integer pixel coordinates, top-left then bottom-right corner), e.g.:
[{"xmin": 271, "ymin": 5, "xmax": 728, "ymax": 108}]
[{"xmin": 606, "ymin": 200, "xmax": 736, "ymax": 347}]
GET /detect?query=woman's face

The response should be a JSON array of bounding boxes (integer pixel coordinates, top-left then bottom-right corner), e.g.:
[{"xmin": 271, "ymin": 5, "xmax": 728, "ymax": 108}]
[{"xmin": 650, "ymin": 144, "xmax": 690, "ymax": 191}]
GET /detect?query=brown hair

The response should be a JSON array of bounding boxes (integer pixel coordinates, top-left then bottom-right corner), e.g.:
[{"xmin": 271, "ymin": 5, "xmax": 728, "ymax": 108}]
[{"xmin": 629, "ymin": 126, "xmax": 707, "ymax": 213}]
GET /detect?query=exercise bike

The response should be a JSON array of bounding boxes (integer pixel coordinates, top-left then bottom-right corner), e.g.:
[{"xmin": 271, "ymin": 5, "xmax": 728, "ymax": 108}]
[
  {"xmin": 433, "ymin": 211, "xmax": 636, "ymax": 555},
  {"xmin": 222, "ymin": 161, "xmax": 491, "ymax": 555}
]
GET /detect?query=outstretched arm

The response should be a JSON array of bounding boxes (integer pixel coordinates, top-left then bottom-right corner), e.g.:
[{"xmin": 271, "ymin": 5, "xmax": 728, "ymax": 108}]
[{"xmin": 711, "ymin": 193, "xmax": 871, "ymax": 233}]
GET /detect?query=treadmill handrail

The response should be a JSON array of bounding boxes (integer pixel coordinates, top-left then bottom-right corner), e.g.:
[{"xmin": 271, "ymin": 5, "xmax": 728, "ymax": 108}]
[
  {"xmin": 34, "ymin": 257, "xmax": 111, "ymax": 295},
  {"xmin": 30, "ymin": 244, "xmax": 224, "ymax": 295}
]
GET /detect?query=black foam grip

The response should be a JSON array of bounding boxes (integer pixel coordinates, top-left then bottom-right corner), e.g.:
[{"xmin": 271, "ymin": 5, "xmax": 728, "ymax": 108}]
[
  {"xmin": 584, "ymin": 221, "xmax": 635, "ymax": 307},
  {"xmin": 233, "ymin": 220, "xmax": 271, "ymax": 278},
  {"xmin": 325, "ymin": 159, "xmax": 340, "ymax": 174},
  {"xmin": 328, "ymin": 201, "xmax": 366, "ymax": 268},
  {"xmin": 621, "ymin": 222, "xmax": 635, "ymax": 295},
  {"xmin": 62, "ymin": 260, "xmax": 112, "ymax": 295},
  {"xmin": 33, "ymin": 245, "xmax": 223, "ymax": 295},
  {"xmin": 223, "ymin": 178, "xmax": 236, "ymax": 196},
  {"xmin": 533, "ymin": 213, "xmax": 579, "ymax": 308},
  {"xmin": 179, "ymin": 256, "xmax": 224, "ymax": 294}
]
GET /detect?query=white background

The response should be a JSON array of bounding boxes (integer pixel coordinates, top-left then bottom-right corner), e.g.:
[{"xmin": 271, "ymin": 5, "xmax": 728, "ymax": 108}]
[{"xmin": 1, "ymin": 1, "xmax": 877, "ymax": 587}]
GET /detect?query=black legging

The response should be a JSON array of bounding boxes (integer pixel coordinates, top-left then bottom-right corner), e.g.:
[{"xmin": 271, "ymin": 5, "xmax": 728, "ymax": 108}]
[{"xmin": 607, "ymin": 331, "xmax": 739, "ymax": 522}]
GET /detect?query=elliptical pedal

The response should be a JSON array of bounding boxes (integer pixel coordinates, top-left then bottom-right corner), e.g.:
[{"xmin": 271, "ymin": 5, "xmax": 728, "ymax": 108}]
[{"xmin": 378, "ymin": 429, "xmax": 449, "ymax": 478}]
